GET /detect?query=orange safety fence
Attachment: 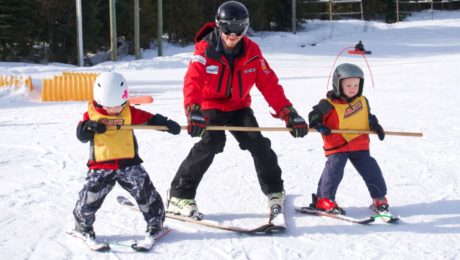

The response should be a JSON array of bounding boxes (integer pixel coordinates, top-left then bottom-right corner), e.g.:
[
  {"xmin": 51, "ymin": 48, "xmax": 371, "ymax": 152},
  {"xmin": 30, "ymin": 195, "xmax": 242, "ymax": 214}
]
[
  {"xmin": 0, "ymin": 75, "xmax": 33, "ymax": 91},
  {"xmin": 41, "ymin": 72, "xmax": 98, "ymax": 101}
]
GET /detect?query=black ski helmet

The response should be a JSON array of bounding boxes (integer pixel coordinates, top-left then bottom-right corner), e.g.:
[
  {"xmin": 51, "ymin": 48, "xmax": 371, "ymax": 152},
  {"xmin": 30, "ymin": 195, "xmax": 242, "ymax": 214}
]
[
  {"xmin": 215, "ymin": 1, "xmax": 249, "ymax": 36},
  {"xmin": 332, "ymin": 63, "xmax": 364, "ymax": 97}
]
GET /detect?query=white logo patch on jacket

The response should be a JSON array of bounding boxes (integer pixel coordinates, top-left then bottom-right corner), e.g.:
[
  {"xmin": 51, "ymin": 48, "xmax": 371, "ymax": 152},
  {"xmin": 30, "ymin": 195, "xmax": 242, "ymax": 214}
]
[
  {"xmin": 206, "ymin": 65, "xmax": 219, "ymax": 74},
  {"xmin": 191, "ymin": 55, "xmax": 206, "ymax": 65},
  {"xmin": 244, "ymin": 68, "xmax": 256, "ymax": 74}
]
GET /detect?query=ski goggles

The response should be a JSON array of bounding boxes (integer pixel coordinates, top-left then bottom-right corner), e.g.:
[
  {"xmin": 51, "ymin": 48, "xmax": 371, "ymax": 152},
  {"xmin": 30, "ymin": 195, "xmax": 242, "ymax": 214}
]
[{"xmin": 218, "ymin": 21, "xmax": 249, "ymax": 36}]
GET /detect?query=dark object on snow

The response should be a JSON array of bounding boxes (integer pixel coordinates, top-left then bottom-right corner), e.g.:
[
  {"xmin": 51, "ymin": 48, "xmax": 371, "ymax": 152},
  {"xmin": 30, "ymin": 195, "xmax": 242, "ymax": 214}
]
[{"xmin": 349, "ymin": 40, "xmax": 372, "ymax": 55}]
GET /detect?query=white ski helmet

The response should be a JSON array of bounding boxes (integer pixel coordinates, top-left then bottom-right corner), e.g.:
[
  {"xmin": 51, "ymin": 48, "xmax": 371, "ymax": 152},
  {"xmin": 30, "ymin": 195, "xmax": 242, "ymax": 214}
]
[{"xmin": 93, "ymin": 72, "xmax": 128, "ymax": 107}]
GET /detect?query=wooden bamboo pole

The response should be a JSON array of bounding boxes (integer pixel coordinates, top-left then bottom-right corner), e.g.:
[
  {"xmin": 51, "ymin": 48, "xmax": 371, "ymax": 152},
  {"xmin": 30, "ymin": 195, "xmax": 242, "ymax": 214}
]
[{"xmin": 107, "ymin": 125, "xmax": 423, "ymax": 137}]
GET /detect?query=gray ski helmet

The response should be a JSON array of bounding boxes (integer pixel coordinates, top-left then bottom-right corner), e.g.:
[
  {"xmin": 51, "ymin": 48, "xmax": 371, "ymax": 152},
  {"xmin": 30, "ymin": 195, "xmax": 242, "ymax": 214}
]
[
  {"xmin": 332, "ymin": 63, "xmax": 364, "ymax": 97},
  {"xmin": 215, "ymin": 1, "xmax": 249, "ymax": 36}
]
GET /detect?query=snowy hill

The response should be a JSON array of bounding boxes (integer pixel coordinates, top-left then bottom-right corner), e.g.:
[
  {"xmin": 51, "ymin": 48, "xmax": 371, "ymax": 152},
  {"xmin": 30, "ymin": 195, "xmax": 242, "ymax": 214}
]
[{"xmin": 1, "ymin": 10, "xmax": 460, "ymax": 259}]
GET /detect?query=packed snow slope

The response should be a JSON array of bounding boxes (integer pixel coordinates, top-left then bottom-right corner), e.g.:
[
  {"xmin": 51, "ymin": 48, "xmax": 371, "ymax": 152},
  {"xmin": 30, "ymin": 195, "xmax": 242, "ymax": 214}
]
[{"xmin": 1, "ymin": 10, "xmax": 459, "ymax": 260}]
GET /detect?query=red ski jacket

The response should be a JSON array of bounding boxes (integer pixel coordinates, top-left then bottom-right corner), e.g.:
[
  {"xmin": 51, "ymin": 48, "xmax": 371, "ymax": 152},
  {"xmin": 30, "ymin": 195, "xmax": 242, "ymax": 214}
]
[{"xmin": 183, "ymin": 22, "xmax": 292, "ymax": 114}]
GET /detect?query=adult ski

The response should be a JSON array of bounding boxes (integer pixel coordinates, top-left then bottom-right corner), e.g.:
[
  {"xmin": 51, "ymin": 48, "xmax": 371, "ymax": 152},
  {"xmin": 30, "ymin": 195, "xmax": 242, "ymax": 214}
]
[
  {"xmin": 117, "ymin": 195, "xmax": 284, "ymax": 235},
  {"xmin": 66, "ymin": 230, "xmax": 111, "ymax": 252},
  {"xmin": 295, "ymin": 206, "xmax": 375, "ymax": 225}
]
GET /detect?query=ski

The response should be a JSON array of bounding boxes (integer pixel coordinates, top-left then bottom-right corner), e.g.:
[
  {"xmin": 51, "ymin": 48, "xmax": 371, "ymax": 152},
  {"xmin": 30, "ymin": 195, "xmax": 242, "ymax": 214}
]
[
  {"xmin": 369, "ymin": 205, "xmax": 399, "ymax": 224},
  {"xmin": 295, "ymin": 206, "xmax": 375, "ymax": 225},
  {"xmin": 117, "ymin": 195, "xmax": 284, "ymax": 235},
  {"xmin": 66, "ymin": 230, "xmax": 111, "ymax": 252},
  {"xmin": 131, "ymin": 226, "xmax": 172, "ymax": 252}
]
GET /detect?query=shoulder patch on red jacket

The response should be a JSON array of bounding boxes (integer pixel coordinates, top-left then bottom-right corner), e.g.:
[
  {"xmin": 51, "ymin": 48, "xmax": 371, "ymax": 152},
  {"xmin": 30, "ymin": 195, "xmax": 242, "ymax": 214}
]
[{"xmin": 191, "ymin": 55, "xmax": 206, "ymax": 65}]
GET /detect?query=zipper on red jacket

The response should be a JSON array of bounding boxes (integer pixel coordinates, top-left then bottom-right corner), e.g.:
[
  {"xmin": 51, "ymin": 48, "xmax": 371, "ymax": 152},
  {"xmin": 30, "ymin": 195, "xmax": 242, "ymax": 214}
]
[
  {"xmin": 217, "ymin": 65, "xmax": 226, "ymax": 93},
  {"xmin": 225, "ymin": 69, "xmax": 232, "ymax": 97},
  {"xmin": 237, "ymin": 71, "xmax": 243, "ymax": 98},
  {"xmin": 237, "ymin": 55, "xmax": 258, "ymax": 98},
  {"xmin": 244, "ymin": 55, "xmax": 259, "ymax": 66}
]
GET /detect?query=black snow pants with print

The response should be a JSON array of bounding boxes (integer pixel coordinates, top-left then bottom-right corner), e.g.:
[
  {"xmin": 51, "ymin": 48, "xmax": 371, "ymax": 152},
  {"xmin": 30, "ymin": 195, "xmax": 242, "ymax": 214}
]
[
  {"xmin": 170, "ymin": 107, "xmax": 284, "ymax": 199},
  {"xmin": 73, "ymin": 165, "xmax": 164, "ymax": 229}
]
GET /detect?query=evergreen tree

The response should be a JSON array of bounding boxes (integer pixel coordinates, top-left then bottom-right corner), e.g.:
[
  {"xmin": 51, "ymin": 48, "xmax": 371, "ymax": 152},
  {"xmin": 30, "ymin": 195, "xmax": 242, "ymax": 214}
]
[{"xmin": 0, "ymin": 0, "xmax": 37, "ymax": 61}]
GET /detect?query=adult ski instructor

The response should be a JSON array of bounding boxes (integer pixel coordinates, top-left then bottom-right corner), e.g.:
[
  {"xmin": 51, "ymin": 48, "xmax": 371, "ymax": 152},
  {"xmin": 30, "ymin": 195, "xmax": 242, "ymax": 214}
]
[{"xmin": 167, "ymin": 1, "xmax": 309, "ymax": 219}]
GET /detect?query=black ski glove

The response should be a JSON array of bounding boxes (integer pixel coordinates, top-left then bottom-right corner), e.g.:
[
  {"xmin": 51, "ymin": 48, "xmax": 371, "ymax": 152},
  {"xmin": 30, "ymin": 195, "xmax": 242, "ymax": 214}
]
[
  {"xmin": 369, "ymin": 114, "xmax": 385, "ymax": 141},
  {"xmin": 309, "ymin": 108, "xmax": 330, "ymax": 136},
  {"xmin": 84, "ymin": 120, "xmax": 107, "ymax": 134},
  {"xmin": 279, "ymin": 106, "xmax": 309, "ymax": 138},
  {"xmin": 314, "ymin": 123, "xmax": 331, "ymax": 136},
  {"xmin": 186, "ymin": 104, "xmax": 207, "ymax": 137},
  {"xmin": 164, "ymin": 120, "xmax": 181, "ymax": 135},
  {"xmin": 148, "ymin": 114, "xmax": 181, "ymax": 135}
]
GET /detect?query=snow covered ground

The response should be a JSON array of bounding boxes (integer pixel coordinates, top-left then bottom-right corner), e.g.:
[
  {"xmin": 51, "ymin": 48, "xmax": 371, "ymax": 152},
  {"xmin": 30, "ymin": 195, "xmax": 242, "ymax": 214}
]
[{"xmin": 1, "ymin": 10, "xmax": 460, "ymax": 259}]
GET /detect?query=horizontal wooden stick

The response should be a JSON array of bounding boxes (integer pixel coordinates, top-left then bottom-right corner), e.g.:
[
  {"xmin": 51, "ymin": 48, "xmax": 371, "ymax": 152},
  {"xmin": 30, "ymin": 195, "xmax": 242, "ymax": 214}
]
[{"xmin": 107, "ymin": 125, "xmax": 423, "ymax": 137}]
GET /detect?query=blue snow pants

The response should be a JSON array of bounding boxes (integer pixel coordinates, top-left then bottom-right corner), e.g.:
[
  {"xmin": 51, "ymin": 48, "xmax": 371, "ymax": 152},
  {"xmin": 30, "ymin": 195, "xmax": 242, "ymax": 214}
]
[
  {"xmin": 73, "ymin": 165, "xmax": 165, "ymax": 229},
  {"xmin": 316, "ymin": 150, "xmax": 387, "ymax": 200}
]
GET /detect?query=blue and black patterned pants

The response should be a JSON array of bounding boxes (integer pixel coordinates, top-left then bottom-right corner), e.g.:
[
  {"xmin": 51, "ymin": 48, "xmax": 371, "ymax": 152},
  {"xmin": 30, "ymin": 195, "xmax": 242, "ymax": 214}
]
[{"xmin": 73, "ymin": 165, "xmax": 164, "ymax": 229}]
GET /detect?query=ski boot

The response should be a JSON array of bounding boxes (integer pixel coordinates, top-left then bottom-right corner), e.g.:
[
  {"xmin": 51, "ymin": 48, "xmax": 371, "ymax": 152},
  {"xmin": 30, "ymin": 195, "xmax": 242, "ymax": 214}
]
[
  {"xmin": 311, "ymin": 193, "xmax": 346, "ymax": 215},
  {"xmin": 166, "ymin": 196, "xmax": 204, "ymax": 220},
  {"xmin": 370, "ymin": 197, "xmax": 389, "ymax": 213},
  {"xmin": 74, "ymin": 222, "xmax": 96, "ymax": 240},
  {"xmin": 267, "ymin": 191, "xmax": 285, "ymax": 221},
  {"xmin": 370, "ymin": 196, "xmax": 398, "ymax": 223}
]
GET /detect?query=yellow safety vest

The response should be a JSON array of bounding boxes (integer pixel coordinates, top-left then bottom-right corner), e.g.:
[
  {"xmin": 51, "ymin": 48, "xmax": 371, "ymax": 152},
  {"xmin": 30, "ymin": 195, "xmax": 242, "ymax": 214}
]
[
  {"xmin": 88, "ymin": 102, "xmax": 135, "ymax": 162},
  {"xmin": 327, "ymin": 96, "xmax": 370, "ymax": 142}
]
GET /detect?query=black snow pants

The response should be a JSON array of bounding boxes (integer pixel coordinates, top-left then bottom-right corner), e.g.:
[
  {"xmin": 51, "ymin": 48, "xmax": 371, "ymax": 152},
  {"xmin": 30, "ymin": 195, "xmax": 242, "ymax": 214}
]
[{"xmin": 170, "ymin": 107, "xmax": 284, "ymax": 199}]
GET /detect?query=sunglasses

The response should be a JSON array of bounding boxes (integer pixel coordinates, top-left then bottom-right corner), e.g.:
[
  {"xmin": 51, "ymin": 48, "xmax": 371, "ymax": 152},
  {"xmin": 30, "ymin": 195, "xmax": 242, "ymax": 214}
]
[{"xmin": 218, "ymin": 21, "xmax": 248, "ymax": 36}]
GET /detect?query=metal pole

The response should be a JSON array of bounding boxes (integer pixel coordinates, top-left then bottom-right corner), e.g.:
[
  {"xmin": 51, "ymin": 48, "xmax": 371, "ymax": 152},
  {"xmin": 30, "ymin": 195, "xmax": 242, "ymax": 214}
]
[
  {"xmin": 396, "ymin": 0, "xmax": 400, "ymax": 23},
  {"xmin": 292, "ymin": 0, "xmax": 296, "ymax": 34},
  {"xmin": 134, "ymin": 0, "xmax": 141, "ymax": 59},
  {"xmin": 110, "ymin": 0, "xmax": 117, "ymax": 61},
  {"xmin": 329, "ymin": 0, "xmax": 332, "ymax": 21},
  {"xmin": 76, "ymin": 0, "xmax": 84, "ymax": 66},
  {"xmin": 157, "ymin": 0, "xmax": 163, "ymax": 56},
  {"xmin": 431, "ymin": 0, "xmax": 434, "ymax": 20},
  {"xmin": 360, "ymin": 0, "xmax": 364, "ymax": 20}
]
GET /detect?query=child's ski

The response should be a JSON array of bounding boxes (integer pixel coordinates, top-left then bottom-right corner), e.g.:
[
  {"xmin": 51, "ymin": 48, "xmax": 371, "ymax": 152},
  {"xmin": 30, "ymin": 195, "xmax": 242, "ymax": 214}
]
[
  {"xmin": 117, "ymin": 195, "xmax": 284, "ymax": 235},
  {"xmin": 295, "ymin": 206, "xmax": 375, "ymax": 224},
  {"xmin": 369, "ymin": 205, "xmax": 400, "ymax": 223},
  {"xmin": 66, "ymin": 230, "xmax": 111, "ymax": 252},
  {"xmin": 130, "ymin": 226, "xmax": 172, "ymax": 252}
]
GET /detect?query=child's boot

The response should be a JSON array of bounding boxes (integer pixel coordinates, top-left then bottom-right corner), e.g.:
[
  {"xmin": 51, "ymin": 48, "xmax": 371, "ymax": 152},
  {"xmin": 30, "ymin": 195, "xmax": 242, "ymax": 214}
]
[
  {"xmin": 371, "ymin": 196, "xmax": 389, "ymax": 213},
  {"xmin": 75, "ymin": 222, "xmax": 96, "ymax": 240},
  {"xmin": 312, "ymin": 194, "xmax": 346, "ymax": 215}
]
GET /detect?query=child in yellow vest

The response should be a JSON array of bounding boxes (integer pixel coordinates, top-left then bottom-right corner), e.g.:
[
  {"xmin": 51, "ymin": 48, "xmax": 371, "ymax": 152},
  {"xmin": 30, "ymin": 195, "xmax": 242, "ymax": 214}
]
[
  {"xmin": 72, "ymin": 72, "xmax": 180, "ymax": 246},
  {"xmin": 307, "ymin": 63, "xmax": 389, "ymax": 215}
]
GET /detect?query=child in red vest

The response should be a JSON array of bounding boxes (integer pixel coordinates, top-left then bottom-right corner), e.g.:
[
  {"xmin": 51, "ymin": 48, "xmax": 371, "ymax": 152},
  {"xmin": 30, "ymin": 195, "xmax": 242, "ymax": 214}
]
[
  {"xmin": 72, "ymin": 72, "xmax": 180, "ymax": 245},
  {"xmin": 308, "ymin": 63, "xmax": 388, "ymax": 215}
]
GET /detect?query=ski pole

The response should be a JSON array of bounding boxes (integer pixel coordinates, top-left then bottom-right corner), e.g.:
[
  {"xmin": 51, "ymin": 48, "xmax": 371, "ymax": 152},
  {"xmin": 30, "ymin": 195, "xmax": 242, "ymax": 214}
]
[{"xmin": 107, "ymin": 125, "xmax": 423, "ymax": 137}]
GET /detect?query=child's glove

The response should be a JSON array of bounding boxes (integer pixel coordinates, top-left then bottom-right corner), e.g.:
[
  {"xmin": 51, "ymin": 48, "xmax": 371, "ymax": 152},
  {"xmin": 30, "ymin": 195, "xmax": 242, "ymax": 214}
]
[
  {"xmin": 83, "ymin": 120, "xmax": 107, "ymax": 134},
  {"xmin": 148, "ymin": 114, "xmax": 181, "ymax": 135},
  {"xmin": 279, "ymin": 106, "xmax": 309, "ymax": 138},
  {"xmin": 314, "ymin": 123, "xmax": 331, "ymax": 136},
  {"xmin": 164, "ymin": 120, "xmax": 181, "ymax": 135},
  {"xmin": 186, "ymin": 104, "xmax": 207, "ymax": 137},
  {"xmin": 369, "ymin": 114, "xmax": 385, "ymax": 141}
]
